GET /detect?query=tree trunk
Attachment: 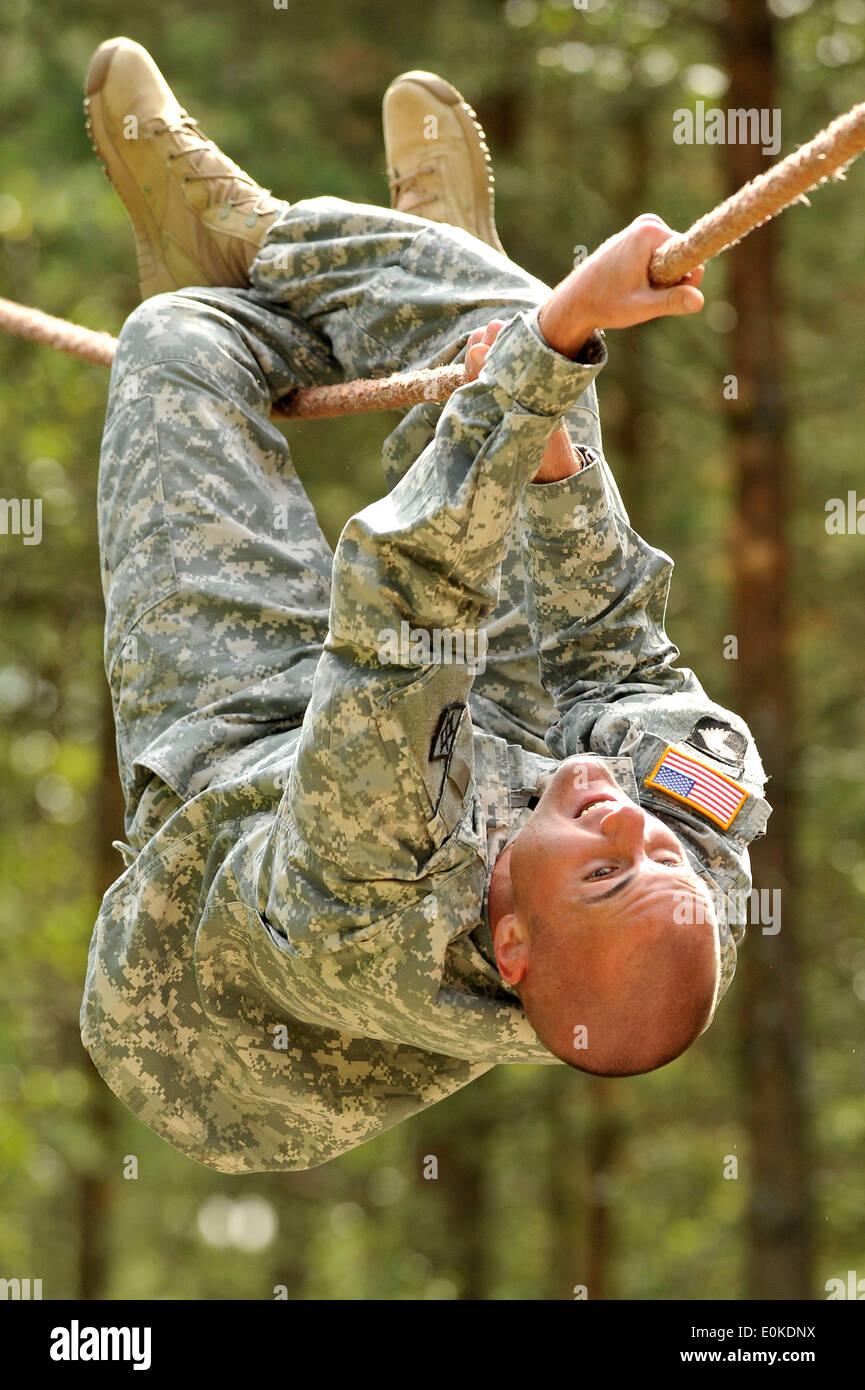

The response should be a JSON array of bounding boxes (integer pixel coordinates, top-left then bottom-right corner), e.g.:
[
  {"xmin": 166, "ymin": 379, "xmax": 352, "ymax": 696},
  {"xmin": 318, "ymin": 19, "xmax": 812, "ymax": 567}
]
[
  {"xmin": 584, "ymin": 1077, "xmax": 619, "ymax": 1301},
  {"xmin": 720, "ymin": 0, "xmax": 812, "ymax": 1299},
  {"xmin": 77, "ymin": 684, "xmax": 125, "ymax": 1299},
  {"xmin": 544, "ymin": 1071, "xmax": 584, "ymax": 1300},
  {"xmin": 608, "ymin": 104, "xmax": 652, "ymax": 526},
  {"xmin": 424, "ymin": 1126, "xmax": 487, "ymax": 1299}
]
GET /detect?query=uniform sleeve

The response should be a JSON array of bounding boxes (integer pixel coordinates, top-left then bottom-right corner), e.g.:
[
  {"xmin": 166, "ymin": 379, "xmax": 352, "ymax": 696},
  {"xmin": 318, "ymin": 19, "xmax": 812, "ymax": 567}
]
[
  {"xmin": 520, "ymin": 456, "xmax": 689, "ymax": 712},
  {"xmin": 518, "ymin": 454, "xmax": 772, "ymax": 987},
  {"xmin": 282, "ymin": 309, "xmax": 607, "ymax": 888}
]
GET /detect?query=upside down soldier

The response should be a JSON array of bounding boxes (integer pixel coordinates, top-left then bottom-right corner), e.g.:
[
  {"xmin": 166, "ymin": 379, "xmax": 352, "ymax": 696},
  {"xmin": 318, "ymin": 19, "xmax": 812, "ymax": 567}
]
[{"xmin": 80, "ymin": 40, "xmax": 771, "ymax": 1173}]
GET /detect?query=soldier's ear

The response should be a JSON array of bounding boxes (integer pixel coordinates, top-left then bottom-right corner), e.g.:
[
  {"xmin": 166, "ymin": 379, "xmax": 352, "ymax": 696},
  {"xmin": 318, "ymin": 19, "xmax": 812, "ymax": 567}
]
[{"xmin": 493, "ymin": 913, "xmax": 529, "ymax": 986}]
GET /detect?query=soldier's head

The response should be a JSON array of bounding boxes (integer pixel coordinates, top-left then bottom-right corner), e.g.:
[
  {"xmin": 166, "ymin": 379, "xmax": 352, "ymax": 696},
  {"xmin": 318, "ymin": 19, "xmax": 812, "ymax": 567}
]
[{"xmin": 488, "ymin": 756, "xmax": 721, "ymax": 1075}]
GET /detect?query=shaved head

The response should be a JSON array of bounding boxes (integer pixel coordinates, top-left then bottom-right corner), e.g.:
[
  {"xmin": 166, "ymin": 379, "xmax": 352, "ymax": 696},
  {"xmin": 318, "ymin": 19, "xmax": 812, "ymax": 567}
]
[
  {"xmin": 513, "ymin": 885, "xmax": 720, "ymax": 1074},
  {"xmin": 488, "ymin": 756, "xmax": 721, "ymax": 1076}
]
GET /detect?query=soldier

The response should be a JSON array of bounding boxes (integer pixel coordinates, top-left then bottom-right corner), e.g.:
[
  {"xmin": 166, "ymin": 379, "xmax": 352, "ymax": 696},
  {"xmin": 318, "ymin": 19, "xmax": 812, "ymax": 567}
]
[{"xmin": 80, "ymin": 40, "xmax": 771, "ymax": 1173}]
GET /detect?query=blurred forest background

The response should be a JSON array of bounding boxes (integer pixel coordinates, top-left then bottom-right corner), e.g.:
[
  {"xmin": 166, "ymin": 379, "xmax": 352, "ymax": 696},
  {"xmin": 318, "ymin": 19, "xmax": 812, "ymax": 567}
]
[{"xmin": 1, "ymin": 0, "xmax": 864, "ymax": 1301}]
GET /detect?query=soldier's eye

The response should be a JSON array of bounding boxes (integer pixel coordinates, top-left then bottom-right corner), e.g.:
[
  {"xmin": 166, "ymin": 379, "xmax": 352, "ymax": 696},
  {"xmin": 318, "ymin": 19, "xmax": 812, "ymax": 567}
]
[{"xmin": 586, "ymin": 866, "xmax": 615, "ymax": 880}]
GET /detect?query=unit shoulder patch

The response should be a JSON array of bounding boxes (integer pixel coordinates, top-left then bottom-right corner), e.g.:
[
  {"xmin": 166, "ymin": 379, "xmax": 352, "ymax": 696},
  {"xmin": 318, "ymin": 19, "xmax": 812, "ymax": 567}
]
[{"xmin": 430, "ymin": 703, "xmax": 466, "ymax": 762}]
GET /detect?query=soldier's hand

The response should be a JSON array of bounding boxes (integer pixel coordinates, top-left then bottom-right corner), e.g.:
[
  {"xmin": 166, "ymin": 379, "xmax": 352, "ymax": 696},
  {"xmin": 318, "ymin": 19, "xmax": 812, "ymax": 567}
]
[
  {"xmin": 463, "ymin": 319, "xmax": 508, "ymax": 383},
  {"xmin": 539, "ymin": 214, "xmax": 705, "ymax": 360}
]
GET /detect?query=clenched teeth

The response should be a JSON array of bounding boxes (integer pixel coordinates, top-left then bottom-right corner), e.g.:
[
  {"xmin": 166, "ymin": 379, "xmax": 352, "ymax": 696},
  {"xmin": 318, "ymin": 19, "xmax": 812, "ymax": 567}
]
[{"xmin": 575, "ymin": 797, "xmax": 616, "ymax": 819}]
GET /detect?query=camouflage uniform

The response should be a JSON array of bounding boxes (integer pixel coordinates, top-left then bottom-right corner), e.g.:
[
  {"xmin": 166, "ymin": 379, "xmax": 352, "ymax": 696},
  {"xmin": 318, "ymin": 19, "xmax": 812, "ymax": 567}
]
[{"xmin": 80, "ymin": 197, "xmax": 771, "ymax": 1173}]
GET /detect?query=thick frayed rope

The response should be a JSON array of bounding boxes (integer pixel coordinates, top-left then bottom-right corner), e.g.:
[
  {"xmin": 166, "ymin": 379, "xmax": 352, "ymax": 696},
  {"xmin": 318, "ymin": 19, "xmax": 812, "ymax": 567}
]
[
  {"xmin": 0, "ymin": 294, "xmax": 466, "ymax": 416},
  {"xmin": 649, "ymin": 98, "xmax": 865, "ymax": 285}
]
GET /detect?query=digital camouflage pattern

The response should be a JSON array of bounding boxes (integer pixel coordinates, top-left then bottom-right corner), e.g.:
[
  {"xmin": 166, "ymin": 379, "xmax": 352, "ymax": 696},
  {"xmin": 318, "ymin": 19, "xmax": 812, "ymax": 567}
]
[{"xmin": 81, "ymin": 197, "xmax": 771, "ymax": 1172}]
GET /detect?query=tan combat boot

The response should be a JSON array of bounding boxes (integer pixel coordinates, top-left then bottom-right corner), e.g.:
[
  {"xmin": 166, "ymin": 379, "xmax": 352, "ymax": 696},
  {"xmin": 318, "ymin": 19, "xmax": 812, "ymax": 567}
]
[
  {"xmin": 382, "ymin": 71, "xmax": 505, "ymax": 255},
  {"xmin": 85, "ymin": 37, "xmax": 284, "ymax": 300}
]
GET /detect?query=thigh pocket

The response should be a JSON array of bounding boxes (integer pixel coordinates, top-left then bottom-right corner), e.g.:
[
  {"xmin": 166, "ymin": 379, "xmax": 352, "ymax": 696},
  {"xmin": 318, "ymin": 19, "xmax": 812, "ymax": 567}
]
[
  {"xmin": 104, "ymin": 522, "xmax": 179, "ymax": 679},
  {"xmin": 99, "ymin": 394, "xmax": 172, "ymax": 580}
]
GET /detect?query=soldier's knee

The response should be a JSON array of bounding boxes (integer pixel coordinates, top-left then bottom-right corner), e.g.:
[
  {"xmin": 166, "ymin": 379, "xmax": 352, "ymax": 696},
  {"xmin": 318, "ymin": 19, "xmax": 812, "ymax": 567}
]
[
  {"xmin": 115, "ymin": 292, "xmax": 189, "ymax": 364},
  {"xmin": 119, "ymin": 289, "xmax": 208, "ymax": 343},
  {"xmin": 114, "ymin": 290, "xmax": 231, "ymax": 381}
]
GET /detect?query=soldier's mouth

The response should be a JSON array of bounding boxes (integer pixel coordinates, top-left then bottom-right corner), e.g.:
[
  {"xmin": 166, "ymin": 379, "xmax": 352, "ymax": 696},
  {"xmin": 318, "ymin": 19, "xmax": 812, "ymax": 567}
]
[{"xmin": 573, "ymin": 795, "xmax": 618, "ymax": 820}]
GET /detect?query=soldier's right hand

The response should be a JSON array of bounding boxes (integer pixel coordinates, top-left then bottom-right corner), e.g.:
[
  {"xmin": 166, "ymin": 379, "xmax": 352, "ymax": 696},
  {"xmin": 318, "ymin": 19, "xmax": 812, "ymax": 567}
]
[{"xmin": 538, "ymin": 214, "xmax": 705, "ymax": 360}]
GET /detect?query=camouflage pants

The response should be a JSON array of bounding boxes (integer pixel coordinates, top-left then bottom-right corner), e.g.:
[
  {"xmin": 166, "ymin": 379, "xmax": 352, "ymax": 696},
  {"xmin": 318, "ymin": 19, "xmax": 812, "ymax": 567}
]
[{"xmin": 99, "ymin": 197, "xmax": 615, "ymax": 844}]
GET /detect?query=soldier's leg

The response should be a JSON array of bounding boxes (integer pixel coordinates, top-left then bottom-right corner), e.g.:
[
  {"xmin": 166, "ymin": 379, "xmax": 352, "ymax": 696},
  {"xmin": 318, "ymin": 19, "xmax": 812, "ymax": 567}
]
[
  {"xmin": 248, "ymin": 198, "xmax": 623, "ymax": 750},
  {"xmin": 250, "ymin": 195, "xmax": 558, "ymax": 381},
  {"xmin": 100, "ymin": 285, "xmax": 341, "ymax": 844}
]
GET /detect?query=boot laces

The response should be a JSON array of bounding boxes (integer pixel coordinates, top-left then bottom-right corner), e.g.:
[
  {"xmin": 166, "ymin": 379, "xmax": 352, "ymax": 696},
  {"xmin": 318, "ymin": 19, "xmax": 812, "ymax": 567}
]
[
  {"xmin": 387, "ymin": 161, "xmax": 441, "ymax": 213},
  {"xmin": 143, "ymin": 112, "xmax": 275, "ymax": 216}
]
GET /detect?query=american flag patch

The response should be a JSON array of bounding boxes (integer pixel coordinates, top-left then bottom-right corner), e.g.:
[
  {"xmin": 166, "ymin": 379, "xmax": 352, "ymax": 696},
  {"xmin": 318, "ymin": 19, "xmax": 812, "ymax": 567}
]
[{"xmin": 644, "ymin": 745, "xmax": 748, "ymax": 829}]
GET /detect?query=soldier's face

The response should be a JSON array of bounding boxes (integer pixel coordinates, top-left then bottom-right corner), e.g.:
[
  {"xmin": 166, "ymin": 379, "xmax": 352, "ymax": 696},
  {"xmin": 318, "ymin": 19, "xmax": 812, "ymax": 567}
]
[
  {"xmin": 494, "ymin": 756, "xmax": 721, "ymax": 1071},
  {"xmin": 508, "ymin": 756, "xmax": 717, "ymax": 936}
]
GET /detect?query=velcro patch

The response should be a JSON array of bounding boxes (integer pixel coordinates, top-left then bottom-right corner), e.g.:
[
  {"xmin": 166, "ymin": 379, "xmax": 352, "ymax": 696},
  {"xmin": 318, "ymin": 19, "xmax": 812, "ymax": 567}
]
[
  {"xmin": 684, "ymin": 715, "xmax": 747, "ymax": 776},
  {"xmin": 644, "ymin": 744, "xmax": 748, "ymax": 830}
]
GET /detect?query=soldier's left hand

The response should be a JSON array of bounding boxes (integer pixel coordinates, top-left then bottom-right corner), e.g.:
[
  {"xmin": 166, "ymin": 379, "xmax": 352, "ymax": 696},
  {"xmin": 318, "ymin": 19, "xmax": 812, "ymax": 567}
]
[{"xmin": 463, "ymin": 319, "xmax": 507, "ymax": 382}]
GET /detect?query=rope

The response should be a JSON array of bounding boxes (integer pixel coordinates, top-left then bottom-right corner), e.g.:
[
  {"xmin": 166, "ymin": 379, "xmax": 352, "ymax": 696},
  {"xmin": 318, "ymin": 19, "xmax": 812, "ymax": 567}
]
[
  {"xmin": 273, "ymin": 362, "xmax": 467, "ymax": 418},
  {"xmin": 0, "ymin": 296, "xmax": 116, "ymax": 368},
  {"xmin": 0, "ymin": 295, "xmax": 464, "ymax": 417},
  {"xmin": 649, "ymin": 99, "xmax": 865, "ymax": 285},
  {"xmin": 2, "ymin": 96, "xmax": 864, "ymax": 415}
]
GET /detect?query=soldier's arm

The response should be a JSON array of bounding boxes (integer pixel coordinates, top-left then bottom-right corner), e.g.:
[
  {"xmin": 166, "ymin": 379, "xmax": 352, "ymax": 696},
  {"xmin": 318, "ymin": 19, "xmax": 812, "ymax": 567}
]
[
  {"xmin": 516, "ymin": 218, "xmax": 771, "ymax": 940},
  {"xmin": 522, "ymin": 454, "xmax": 769, "ymax": 895},
  {"xmin": 273, "ymin": 309, "xmax": 602, "ymax": 909}
]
